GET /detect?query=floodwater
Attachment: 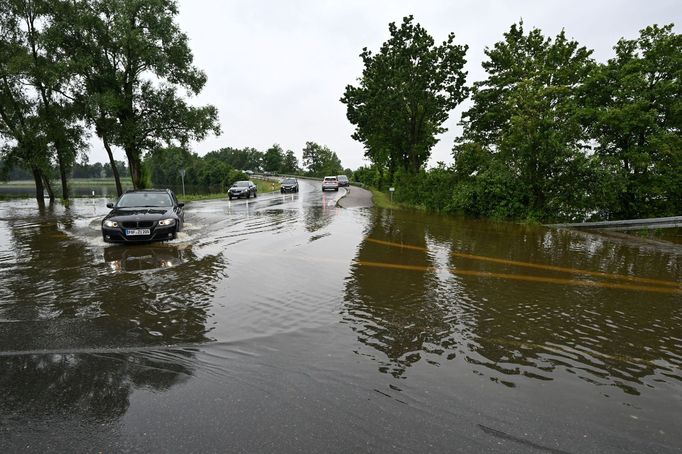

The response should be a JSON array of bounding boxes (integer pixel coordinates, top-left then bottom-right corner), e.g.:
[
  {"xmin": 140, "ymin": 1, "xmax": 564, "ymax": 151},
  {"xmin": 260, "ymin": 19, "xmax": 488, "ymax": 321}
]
[{"xmin": 0, "ymin": 180, "xmax": 680, "ymax": 453}]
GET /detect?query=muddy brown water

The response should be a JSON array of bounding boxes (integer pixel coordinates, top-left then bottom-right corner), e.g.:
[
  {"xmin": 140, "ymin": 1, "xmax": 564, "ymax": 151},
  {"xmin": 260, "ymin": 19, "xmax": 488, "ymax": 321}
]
[{"xmin": 0, "ymin": 180, "xmax": 680, "ymax": 452}]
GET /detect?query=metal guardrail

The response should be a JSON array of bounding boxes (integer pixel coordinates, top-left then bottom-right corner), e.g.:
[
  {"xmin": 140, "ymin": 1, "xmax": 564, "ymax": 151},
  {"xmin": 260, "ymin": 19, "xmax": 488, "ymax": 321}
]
[{"xmin": 549, "ymin": 216, "xmax": 682, "ymax": 231}]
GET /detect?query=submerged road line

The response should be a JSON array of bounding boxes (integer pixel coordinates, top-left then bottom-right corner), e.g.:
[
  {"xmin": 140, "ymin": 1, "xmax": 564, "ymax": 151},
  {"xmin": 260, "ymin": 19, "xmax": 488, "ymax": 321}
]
[
  {"xmin": 365, "ymin": 237, "xmax": 681, "ymax": 288},
  {"xmin": 356, "ymin": 260, "xmax": 682, "ymax": 295}
]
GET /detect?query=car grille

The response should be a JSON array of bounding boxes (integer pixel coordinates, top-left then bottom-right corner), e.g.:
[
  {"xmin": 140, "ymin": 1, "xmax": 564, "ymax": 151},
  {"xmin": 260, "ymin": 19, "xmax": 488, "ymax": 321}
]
[{"xmin": 121, "ymin": 221, "xmax": 154, "ymax": 228}]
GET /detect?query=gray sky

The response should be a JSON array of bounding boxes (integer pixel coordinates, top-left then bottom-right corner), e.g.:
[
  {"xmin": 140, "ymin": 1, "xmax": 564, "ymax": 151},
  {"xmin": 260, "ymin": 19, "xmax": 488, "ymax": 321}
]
[{"xmin": 92, "ymin": 0, "xmax": 680, "ymax": 169}]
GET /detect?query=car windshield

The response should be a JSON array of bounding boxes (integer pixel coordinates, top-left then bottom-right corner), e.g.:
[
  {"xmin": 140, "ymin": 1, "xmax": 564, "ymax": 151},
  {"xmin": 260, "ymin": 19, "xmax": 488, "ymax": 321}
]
[
  {"xmin": 324, "ymin": 177, "xmax": 337, "ymax": 181},
  {"xmin": 337, "ymin": 176, "xmax": 348, "ymax": 181},
  {"xmin": 283, "ymin": 178, "xmax": 296, "ymax": 184},
  {"xmin": 117, "ymin": 192, "xmax": 172, "ymax": 208},
  {"xmin": 233, "ymin": 181, "xmax": 250, "ymax": 187}
]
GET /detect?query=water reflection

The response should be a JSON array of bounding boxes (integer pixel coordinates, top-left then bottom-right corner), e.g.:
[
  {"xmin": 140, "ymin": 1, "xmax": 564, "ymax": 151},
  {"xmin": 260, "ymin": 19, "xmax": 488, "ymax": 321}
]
[
  {"xmin": 0, "ymin": 349, "xmax": 195, "ymax": 426},
  {"xmin": 0, "ymin": 206, "xmax": 225, "ymax": 347},
  {"xmin": 343, "ymin": 209, "xmax": 452, "ymax": 378},
  {"xmin": 344, "ymin": 208, "xmax": 682, "ymax": 395},
  {"xmin": 103, "ymin": 244, "xmax": 190, "ymax": 272}
]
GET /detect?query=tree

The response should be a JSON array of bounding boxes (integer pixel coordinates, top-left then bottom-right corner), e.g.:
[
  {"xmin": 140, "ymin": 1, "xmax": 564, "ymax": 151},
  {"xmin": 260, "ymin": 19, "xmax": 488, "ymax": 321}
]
[
  {"xmin": 0, "ymin": 2, "xmax": 48, "ymax": 205},
  {"xmin": 584, "ymin": 24, "xmax": 682, "ymax": 219},
  {"xmin": 341, "ymin": 15, "xmax": 468, "ymax": 176},
  {"xmin": 205, "ymin": 147, "xmax": 262, "ymax": 171},
  {"xmin": 0, "ymin": 0, "xmax": 84, "ymax": 205},
  {"xmin": 281, "ymin": 149, "xmax": 299, "ymax": 174},
  {"xmin": 263, "ymin": 143, "xmax": 284, "ymax": 173},
  {"xmin": 301, "ymin": 141, "xmax": 343, "ymax": 176},
  {"xmin": 54, "ymin": 0, "xmax": 220, "ymax": 190},
  {"xmin": 454, "ymin": 22, "xmax": 597, "ymax": 221}
]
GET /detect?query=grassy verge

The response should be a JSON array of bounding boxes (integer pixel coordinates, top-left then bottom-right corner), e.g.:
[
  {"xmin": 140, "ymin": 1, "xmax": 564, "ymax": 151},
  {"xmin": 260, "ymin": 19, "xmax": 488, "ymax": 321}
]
[
  {"xmin": 176, "ymin": 178, "xmax": 278, "ymax": 202},
  {"xmin": 177, "ymin": 193, "xmax": 226, "ymax": 202},
  {"xmin": 252, "ymin": 177, "xmax": 279, "ymax": 194},
  {"xmin": 368, "ymin": 188, "xmax": 403, "ymax": 210}
]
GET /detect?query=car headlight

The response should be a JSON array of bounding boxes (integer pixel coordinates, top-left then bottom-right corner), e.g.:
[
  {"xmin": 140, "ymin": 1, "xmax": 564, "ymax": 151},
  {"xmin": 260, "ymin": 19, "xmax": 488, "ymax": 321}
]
[
  {"xmin": 103, "ymin": 220, "xmax": 118, "ymax": 228},
  {"xmin": 158, "ymin": 219, "xmax": 176, "ymax": 226}
]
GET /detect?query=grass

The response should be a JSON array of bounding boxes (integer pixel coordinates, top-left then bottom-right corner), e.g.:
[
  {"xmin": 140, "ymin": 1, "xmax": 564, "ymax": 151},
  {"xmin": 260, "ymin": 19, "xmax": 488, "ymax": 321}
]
[
  {"xmin": 252, "ymin": 177, "xmax": 279, "ymax": 194},
  {"xmin": 368, "ymin": 187, "xmax": 403, "ymax": 210},
  {"xmin": 174, "ymin": 178, "xmax": 278, "ymax": 202}
]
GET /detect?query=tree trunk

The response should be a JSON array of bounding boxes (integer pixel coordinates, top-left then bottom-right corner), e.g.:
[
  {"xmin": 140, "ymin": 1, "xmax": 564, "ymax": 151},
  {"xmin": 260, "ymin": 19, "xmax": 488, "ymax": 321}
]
[
  {"xmin": 56, "ymin": 151, "xmax": 69, "ymax": 203},
  {"xmin": 125, "ymin": 147, "xmax": 143, "ymax": 189},
  {"xmin": 103, "ymin": 135, "xmax": 123, "ymax": 196},
  {"xmin": 42, "ymin": 174, "xmax": 55, "ymax": 204},
  {"xmin": 32, "ymin": 167, "xmax": 45, "ymax": 209}
]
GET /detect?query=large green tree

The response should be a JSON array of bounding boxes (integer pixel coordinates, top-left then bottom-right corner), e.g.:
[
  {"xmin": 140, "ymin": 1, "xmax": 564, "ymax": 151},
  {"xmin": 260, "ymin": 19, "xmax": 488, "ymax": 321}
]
[
  {"xmin": 341, "ymin": 15, "xmax": 468, "ymax": 176},
  {"xmin": 53, "ymin": 0, "xmax": 219, "ymax": 190},
  {"xmin": 584, "ymin": 24, "xmax": 682, "ymax": 219},
  {"xmin": 263, "ymin": 143, "xmax": 284, "ymax": 173},
  {"xmin": 0, "ymin": 0, "xmax": 85, "ymax": 204},
  {"xmin": 454, "ymin": 23, "xmax": 597, "ymax": 221},
  {"xmin": 301, "ymin": 141, "xmax": 342, "ymax": 176},
  {"xmin": 205, "ymin": 147, "xmax": 263, "ymax": 171},
  {"xmin": 281, "ymin": 149, "xmax": 299, "ymax": 174}
]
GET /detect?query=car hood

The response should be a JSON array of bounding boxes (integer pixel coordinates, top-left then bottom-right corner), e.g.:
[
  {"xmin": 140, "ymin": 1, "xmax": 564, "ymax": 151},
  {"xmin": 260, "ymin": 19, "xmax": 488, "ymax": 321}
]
[{"xmin": 105, "ymin": 207, "xmax": 173, "ymax": 220}]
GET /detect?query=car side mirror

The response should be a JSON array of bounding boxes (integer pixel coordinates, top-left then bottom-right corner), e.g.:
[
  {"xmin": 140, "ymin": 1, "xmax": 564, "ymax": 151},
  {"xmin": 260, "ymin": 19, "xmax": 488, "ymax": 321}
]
[
  {"xmin": 178, "ymin": 202, "xmax": 185, "ymax": 208},
  {"xmin": 106, "ymin": 202, "xmax": 114, "ymax": 208}
]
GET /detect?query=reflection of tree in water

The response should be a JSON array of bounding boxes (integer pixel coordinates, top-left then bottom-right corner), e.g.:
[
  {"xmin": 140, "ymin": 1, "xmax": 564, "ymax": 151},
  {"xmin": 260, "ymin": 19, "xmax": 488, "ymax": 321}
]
[
  {"xmin": 343, "ymin": 209, "xmax": 454, "ymax": 378},
  {"xmin": 443, "ymin": 222, "xmax": 682, "ymax": 394},
  {"xmin": 2, "ymin": 212, "xmax": 226, "ymax": 347},
  {"xmin": 0, "ymin": 207, "xmax": 226, "ymax": 432},
  {"xmin": 304, "ymin": 203, "xmax": 335, "ymax": 234},
  {"xmin": 0, "ymin": 349, "xmax": 194, "ymax": 424},
  {"xmin": 343, "ymin": 209, "xmax": 682, "ymax": 394}
]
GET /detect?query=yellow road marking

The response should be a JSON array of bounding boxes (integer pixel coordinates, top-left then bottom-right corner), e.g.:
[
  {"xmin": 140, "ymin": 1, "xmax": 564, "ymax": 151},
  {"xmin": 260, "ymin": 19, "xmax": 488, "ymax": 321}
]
[
  {"xmin": 356, "ymin": 260, "xmax": 682, "ymax": 295},
  {"xmin": 365, "ymin": 238, "xmax": 681, "ymax": 288}
]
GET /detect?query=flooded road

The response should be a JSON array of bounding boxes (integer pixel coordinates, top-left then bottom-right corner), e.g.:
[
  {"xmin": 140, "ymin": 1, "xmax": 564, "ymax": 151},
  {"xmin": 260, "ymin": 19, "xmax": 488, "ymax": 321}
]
[{"xmin": 1, "ymin": 180, "xmax": 681, "ymax": 453}]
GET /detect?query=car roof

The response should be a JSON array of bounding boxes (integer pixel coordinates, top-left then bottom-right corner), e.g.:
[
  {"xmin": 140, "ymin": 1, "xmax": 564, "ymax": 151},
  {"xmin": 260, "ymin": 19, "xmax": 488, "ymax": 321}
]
[{"xmin": 123, "ymin": 189, "xmax": 172, "ymax": 194}]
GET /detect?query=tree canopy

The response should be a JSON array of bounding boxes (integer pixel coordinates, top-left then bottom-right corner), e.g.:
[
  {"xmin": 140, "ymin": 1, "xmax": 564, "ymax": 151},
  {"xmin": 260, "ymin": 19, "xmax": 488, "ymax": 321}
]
[
  {"xmin": 453, "ymin": 22, "xmax": 597, "ymax": 220},
  {"xmin": 341, "ymin": 15, "xmax": 468, "ymax": 176},
  {"xmin": 302, "ymin": 141, "xmax": 343, "ymax": 176}
]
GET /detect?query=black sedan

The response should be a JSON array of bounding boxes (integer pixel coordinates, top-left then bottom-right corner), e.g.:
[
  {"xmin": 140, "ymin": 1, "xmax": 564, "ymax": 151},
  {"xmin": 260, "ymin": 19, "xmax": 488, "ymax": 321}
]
[
  {"xmin": 101, "ymin": 189, "xmax": 184, "ymax": 243},
  {"xmin": 228, "ymin": 181, "xmax": 257, "ymax": 200},
  {"xmin": 280, "ymin": 177, "xmax": 299, "ymax": 193}
]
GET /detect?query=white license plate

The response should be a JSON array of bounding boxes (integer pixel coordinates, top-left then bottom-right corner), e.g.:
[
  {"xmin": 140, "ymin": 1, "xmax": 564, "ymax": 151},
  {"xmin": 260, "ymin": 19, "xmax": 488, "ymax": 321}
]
[{"xmin": 125, "ymin": 229, "xmax": 151, "ymax": 236}]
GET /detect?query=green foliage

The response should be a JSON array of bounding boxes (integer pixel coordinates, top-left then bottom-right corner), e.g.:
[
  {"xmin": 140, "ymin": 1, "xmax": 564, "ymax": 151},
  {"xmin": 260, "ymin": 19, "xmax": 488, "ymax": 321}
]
[
  {"xmin": 263, "ymin": 144, "xmax": 284, "ymax": 173},
  {"xmin": 144, "ymin": 146, "xmax": 245, "ymax": 192},
  {"xmin": 281, "ymin": 150, "xmax": 300, "ymax": 174},
  {"xmin": 51, "ymin": 0, "xmax": 220, "ymax": 189},
  {"xmin": 301, "ymin": 141, "xmax": 343, "ymax": 177},
  {"xmin": 583, "ymin": 24, "xmax": 682, "ymax": 219},
  {"xmin": 204, "ymin": 147, "xmax": 263, "ymax": 171},
  {"xmin": 454, "ymin": 22, "xmax": 598, "ymax": 221},
  {"xmin": 341, "ymin": 15, "xmax": 468, "ymax": 175},
  {"xmin": 352, "ymin": 165, "xmax": 390, "ymax": 190}
]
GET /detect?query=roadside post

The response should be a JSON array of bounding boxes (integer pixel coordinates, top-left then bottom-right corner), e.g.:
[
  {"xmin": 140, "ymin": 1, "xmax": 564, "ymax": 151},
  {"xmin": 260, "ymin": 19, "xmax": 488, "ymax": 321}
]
[
  {"xmin": 179, "ymin": 169, "xmax": 186, "ymax": 197},
  {"xmin": 389, "ymin": 187, "xmax": 395, "ymax": 203}
]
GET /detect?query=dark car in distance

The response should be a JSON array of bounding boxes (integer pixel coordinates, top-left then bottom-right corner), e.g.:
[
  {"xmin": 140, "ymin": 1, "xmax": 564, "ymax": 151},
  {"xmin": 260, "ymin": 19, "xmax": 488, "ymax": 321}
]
[
  {"xmin": 337, "ymin": 175, "xmax": 350, "ymax": 187},
  {"xmin": 228, "ymin": 181, "xmax": 257, "ymax": 200},
  {"xmin": 102, "ymin": 189, "xmax": 184, "ymax": 243},
  {"xmin": 280, "ymin": 177, "xmax": 299, "ymax": 193}
]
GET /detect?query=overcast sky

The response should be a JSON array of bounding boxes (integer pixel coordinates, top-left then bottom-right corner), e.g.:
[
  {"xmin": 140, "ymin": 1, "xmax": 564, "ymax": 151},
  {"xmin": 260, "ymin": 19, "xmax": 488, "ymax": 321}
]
[{"xmin": 92, "ymin": 0, "xmax": 680, "ymax": 169}]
